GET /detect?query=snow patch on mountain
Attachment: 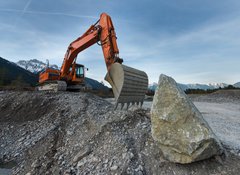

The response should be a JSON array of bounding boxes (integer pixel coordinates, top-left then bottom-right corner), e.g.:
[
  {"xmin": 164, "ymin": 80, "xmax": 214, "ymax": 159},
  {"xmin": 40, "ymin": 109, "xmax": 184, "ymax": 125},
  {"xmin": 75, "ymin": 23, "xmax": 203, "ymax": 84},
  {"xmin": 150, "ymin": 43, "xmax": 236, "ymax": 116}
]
[
  {"xmin": 209, "ymin": 83, "xmax": 228, "ymax": 89},
  {"xmin": 16, "ymin": 59, "xmax": 58, "ymax": 73}
]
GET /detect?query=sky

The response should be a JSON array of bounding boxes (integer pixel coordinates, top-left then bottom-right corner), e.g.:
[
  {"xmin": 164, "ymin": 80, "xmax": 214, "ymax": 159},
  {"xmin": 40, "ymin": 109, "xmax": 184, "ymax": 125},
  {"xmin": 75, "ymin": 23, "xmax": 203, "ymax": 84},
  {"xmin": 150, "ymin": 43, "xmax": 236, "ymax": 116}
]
[{"xmin": 0, "ymin": 0, "xmax": 240, "ymax": 85}]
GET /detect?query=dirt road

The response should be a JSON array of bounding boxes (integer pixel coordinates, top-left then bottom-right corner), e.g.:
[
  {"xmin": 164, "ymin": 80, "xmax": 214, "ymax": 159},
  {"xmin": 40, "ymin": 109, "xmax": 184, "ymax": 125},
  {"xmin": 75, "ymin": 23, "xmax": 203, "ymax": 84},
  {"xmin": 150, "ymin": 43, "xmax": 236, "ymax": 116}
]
[{"xmin": 195, "ymin": 102, "xmax": 240, "ymax": 152}]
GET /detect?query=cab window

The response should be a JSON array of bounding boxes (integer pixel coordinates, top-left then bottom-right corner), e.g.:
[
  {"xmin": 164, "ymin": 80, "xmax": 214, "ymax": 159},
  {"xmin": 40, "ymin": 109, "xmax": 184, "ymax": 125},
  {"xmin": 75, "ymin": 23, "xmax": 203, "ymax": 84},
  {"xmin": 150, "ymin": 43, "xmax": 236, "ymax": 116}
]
[{"xmin": 76, "ymin": 66, "xmax": 84, "ymax": 78}]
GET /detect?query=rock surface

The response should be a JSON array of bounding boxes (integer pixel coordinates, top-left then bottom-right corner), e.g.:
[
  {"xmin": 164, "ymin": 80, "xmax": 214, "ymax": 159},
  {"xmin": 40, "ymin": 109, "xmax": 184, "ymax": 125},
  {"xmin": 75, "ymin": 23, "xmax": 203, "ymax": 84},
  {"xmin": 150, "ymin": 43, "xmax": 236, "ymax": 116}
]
[{"xmin": 151, "ymin": 74, "xmax": 223, "ymax": 164}]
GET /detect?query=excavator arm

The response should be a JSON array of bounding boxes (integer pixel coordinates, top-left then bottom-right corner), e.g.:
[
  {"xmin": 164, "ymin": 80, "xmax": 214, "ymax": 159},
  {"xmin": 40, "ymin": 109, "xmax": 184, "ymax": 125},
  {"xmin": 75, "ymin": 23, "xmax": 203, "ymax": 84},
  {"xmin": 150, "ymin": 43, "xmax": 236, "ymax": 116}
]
[
  {"xmin": 60, "ymin": 13, "xmax": 148, "ymax": 109},
  {"xmin": 60, "ymin": 13, "xmax": 122, "ymax": 78}
]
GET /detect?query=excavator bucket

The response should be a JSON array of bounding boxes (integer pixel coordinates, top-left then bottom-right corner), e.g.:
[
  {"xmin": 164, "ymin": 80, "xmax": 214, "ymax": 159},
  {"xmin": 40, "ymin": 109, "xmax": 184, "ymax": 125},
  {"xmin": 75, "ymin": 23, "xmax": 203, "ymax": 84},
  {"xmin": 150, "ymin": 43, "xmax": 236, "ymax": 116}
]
[{"xmin": 105, "ymin": 63, "xmax": 148, "ymax": 109}]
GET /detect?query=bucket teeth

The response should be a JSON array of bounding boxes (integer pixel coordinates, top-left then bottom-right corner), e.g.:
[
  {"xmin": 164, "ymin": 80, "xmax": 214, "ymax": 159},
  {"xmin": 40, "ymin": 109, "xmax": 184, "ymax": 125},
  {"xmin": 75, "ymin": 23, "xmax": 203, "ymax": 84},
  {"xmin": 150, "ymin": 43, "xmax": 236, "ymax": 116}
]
[
  {"xmin": 105, "ymin": 63, "xmax": 148, "ymax": 110},
  {"xmin": 126, "ymin": 103, "xmax": 130, "ymax": 110},
  {"xmin": 114, "ymin": 103, "xmax": 118, "ymax": 110},
  {"xmin": 114, "ymin": 101, "xmax": 144, "ymax": 110},
  {"xmin": 121, "ymin": 103, "xmax": 124, "ymax": 110}
]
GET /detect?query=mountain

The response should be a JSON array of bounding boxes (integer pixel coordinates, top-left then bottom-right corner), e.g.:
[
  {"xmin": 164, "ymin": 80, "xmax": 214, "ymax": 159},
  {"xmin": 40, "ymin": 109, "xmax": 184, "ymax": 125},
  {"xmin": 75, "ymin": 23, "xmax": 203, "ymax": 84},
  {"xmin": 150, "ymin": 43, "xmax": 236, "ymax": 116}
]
[
  {"xmin": 234, "ymin": 82, "xmax": 240, "ymax": 88},
  {"xmin": 0, "ymin": 57, "xmax": 38, "ymax": 87},
  {"xmin": 179, "ymin": 83, "xmax": 229, "ymax": 91},
  {"xmin": 209, "ymin": 83, "xmax": 229, "ymax": 89},
  {"xmin": 179, "ymin": 83, "xmax": 212, "ymax": 91},
  {"xmin": 85, "ymin": 78, "xmax": 109, "ymax": 91},
  {"xmin": 148, "ymin": 82, "xmax": 211, "ymax": 91},
  {"xmin": 149, "ymin": 82, "xmax": 232, "ymax": 91},
  {"xmin": 16, "ymin": 59, "xmax": 58, "ymax": 73},
  {"xmin": 148, "ymin": 82, "xmax": 158, "ymax": 91}
]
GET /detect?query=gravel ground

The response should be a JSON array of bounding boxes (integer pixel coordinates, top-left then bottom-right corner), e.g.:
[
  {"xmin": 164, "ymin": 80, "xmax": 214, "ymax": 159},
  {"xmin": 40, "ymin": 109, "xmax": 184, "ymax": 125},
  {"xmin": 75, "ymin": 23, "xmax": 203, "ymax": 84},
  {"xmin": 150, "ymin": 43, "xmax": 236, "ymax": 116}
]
[
  {"xmin": 0, "ymin": 90, "xmax": 240, "ymax": 175},
  {"xmin": 194, "ymin": 102, "xmax": 240, "ymax": 152}
]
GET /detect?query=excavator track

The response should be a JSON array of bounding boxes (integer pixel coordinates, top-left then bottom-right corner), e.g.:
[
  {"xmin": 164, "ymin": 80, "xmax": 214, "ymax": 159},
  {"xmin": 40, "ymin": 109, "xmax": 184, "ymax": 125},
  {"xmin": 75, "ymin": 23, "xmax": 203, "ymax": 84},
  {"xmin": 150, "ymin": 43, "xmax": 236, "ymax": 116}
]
[
  {"xmin": 105, "ymin": 63, "xmax": 148, "ymax": 109},
  {"xmin": 37, "ymin": 81, "xmax": 67, "ymax": 92}
]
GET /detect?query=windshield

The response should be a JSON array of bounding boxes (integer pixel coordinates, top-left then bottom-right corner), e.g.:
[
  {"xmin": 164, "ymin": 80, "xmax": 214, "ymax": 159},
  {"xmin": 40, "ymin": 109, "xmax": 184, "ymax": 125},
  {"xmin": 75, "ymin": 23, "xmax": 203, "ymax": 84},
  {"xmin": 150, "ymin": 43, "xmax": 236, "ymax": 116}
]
[{"xmin": 76, "ymin": 66, "xmax": 84, "ymax": 78}]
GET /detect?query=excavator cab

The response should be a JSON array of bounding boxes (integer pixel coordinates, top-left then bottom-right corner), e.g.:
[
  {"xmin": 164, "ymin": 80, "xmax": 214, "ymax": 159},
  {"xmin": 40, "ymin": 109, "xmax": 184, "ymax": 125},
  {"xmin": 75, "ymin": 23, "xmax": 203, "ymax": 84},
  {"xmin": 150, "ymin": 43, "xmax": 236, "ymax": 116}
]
[
  {"xmin": 70, "ymin": 63, "xmax": 85, "ymax": 84},
  {"xmin": 64, "ymin": 63, "xmax": 85, "ymax": 91},
  {"xmin": 75, "ymin": 64, "xmax": 85, "ymax": 78}
]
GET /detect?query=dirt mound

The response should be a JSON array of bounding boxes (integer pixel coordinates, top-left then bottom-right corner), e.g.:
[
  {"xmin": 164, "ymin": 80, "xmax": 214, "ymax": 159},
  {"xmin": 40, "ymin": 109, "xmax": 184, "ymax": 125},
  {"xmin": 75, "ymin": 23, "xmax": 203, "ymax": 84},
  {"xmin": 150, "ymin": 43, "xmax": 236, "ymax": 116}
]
[
  {"xmin": 0, "ymin": 91, "xmax": 240, "ymax": 175},
  {"xmin": 213, "ymin": 89, "xmax": 240, "ymax": 96}
]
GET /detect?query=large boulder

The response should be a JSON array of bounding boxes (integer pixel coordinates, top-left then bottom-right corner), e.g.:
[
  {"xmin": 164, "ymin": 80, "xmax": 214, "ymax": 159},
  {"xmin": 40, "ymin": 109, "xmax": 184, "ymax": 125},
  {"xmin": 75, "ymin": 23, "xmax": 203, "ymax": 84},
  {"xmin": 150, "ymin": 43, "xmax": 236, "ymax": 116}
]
[{"xmin": 151, "ymin": 74, "xmax": 223, "ymax": 164}]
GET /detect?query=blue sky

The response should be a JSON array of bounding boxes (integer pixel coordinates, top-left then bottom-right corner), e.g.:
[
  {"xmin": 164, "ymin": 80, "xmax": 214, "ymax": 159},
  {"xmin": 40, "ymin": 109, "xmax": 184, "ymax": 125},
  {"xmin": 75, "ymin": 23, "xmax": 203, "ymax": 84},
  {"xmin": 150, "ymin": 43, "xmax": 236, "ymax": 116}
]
[{"xmin": 0, "ymin": 0, "xmax": 240, "ymax": 84}]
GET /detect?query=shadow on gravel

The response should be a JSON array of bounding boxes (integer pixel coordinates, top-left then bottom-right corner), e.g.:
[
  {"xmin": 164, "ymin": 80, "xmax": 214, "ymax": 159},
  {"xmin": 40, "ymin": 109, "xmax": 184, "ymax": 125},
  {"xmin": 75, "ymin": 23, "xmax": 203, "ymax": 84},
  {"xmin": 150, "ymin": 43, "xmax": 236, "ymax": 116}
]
[{"xmin": 0, "ymin": 91, "xmax": 56, "ymax": 122}]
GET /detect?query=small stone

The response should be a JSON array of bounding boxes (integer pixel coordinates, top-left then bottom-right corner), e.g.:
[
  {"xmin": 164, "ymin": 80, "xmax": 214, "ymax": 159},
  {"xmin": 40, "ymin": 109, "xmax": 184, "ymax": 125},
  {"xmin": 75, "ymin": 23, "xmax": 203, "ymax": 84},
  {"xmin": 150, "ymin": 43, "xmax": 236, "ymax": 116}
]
[
  {"xmin": 129, "ymin": 152, "xmax": 134, "ymax": 159},
  {"xmin": 24, "ymin": 141, "xmax": 31, "ymax": 147},
  {"xmin": 63, "ymin": 172, "xmax": 71, "ymax": 175},
  {"xmin": 77, "ymin": 161, "xmax": 85, "ymax": 167},
  {"xmin": 31, "ymin": 159, "xmax": 40, "ymax": 168},
  {"xmin": 104, "ymin": 159, "xmax": 108, "ymax": 164},
  {"xmin": 73, "ymin": 146, "xmax": 92, "ymax": 163},
  {"xmin": 14, "ymin": 153, "xmax": 20, "ymax": 157},
  {"xmin": 92, "ymin": 156, "xmax": 99, "ymax": 162},
  {"xmin": 58, "ymin": 155, "xmax": 64, "ymax": 161},
  {"xmin": 110, "ymin": 165, "xmax": 118, "ymax": 171},
  {"xmin": 122, "ymin": 153, "xmax": 127, "ymax": 159},
  {"xmin": 67, "ymin": 130, "xmax": 73, "ymax": 135},
  {"xmin": 18, "ymin": 137, "xmax": 24, "ymax": 142}
]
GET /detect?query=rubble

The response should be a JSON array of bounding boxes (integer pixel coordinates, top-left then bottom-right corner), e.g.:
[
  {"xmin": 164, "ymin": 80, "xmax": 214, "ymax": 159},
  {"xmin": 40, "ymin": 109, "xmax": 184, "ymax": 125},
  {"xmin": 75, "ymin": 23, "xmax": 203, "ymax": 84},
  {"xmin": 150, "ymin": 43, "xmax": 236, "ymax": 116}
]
[{"xmin": 0, "ymin": 91, "xmax": 240, "ymax": 174}]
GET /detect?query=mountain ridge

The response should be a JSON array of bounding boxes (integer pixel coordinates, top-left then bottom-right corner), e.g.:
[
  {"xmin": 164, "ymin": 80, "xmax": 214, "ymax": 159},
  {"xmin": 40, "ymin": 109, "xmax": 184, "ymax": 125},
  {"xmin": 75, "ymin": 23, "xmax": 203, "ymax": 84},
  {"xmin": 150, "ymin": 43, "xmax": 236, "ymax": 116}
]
[{"xmin": 149, "ymin": 81, "xmax": 239, "ymax": 91}]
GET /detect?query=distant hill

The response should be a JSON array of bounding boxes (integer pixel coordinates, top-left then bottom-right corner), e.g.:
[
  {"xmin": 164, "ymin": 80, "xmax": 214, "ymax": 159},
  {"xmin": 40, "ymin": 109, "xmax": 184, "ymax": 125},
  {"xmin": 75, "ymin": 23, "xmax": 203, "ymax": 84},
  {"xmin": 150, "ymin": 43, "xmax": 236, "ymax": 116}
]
[
  {"xmin": 234, "ymin": 82, "xmax": 240, "ymax": 88},
  {"xmin": 148, "ymin": 82, "xmax": 216, "ymax": 91},
  {"xmin": 84, "ymin": 77, "xmax": 109, "ymax": 91},
  {"xmin": 149, "ymin": 82, "xmax": 239, "ymax": 91},
  {"xmin": 0, "ymin": 57, "xmax": 38, "ymax": 87}
]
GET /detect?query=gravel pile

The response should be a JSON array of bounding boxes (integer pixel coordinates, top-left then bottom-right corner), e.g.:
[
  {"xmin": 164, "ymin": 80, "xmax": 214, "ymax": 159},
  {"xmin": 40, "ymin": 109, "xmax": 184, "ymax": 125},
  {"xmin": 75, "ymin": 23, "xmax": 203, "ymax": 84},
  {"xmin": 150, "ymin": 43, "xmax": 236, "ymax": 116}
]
[{"xmin": 0, "ymin": 91, "xmax": 240, "ymax": 175}]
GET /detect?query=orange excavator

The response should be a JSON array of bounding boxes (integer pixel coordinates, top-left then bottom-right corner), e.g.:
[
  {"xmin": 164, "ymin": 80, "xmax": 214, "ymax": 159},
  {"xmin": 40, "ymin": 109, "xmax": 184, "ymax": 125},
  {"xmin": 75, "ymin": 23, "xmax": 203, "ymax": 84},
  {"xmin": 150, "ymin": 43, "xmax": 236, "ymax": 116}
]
[{"xmin": 38, "ymin": 13, "xmax": 148, "ymax": 108}]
